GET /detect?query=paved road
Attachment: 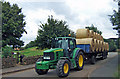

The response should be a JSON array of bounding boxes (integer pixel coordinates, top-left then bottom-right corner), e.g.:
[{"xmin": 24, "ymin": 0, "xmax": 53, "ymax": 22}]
[
  {"xmin": 89, "ymin": 53, "xmax": 119, "ymax": 77},
  {"xmin": 2, "ymin": 52, "xmax": 118, "ymax": 77}
]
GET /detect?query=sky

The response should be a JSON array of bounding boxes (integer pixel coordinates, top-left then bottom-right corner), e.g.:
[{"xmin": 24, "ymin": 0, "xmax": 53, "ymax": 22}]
[{"xmin": 5, "ymin": 0, "xmax": 118, "ymax": 46}]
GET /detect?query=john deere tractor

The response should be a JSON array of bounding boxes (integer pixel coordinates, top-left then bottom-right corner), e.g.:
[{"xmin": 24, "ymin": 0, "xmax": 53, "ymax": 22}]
[{"xmin": 35, "ymin": 37, "xmax": 84, "ymax": 77}]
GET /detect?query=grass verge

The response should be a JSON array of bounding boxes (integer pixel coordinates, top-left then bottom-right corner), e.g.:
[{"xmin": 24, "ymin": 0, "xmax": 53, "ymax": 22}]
[{"xmin": 13, "ymin": 47, "xmax": 48, "ymax": 57}]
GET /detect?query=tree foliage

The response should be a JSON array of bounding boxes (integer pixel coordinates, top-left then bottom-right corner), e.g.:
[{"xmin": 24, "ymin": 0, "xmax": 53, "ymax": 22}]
[
  {"xmin": 36, "ymin": 15, "xmax": 75, "ymax": 49},
  {"xmin": 2, "ymin": 46, "xmax": 13, "ymax": 58},
  {"xmin": 2, "ymin": 1, "xmax": 27, "ymax": 48},
  {"xmin": 85, "ymin": 24, "xmax": 102, "ymax": 35},
  {"xmin": 109, "ymin": 0, "xmax": 120, "ymax": 31},
  {"xmin": 109, "ymin": 40, "xmax": 117, "ymax": 52},
  {"xmin": 109, "ymin": 1, "xmax": 120, "ymax": 30},
  {"xmin": 104, "ymin": 39, "xmax": 117, "ymax": 52},
  {"xmin": 109, "ymin": 0, "xmax": 120, "ymax": 49},
  {"xmin": 109, "ymin": 10, "xmax": 120, "ymax": 30},
  {"xmin": 25, "ymin": 41, "xmax": 37, "ymax": 49}
]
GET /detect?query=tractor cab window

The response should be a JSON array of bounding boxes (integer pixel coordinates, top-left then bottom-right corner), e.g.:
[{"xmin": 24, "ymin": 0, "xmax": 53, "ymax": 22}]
[
  {"xmin": 55, "ymin": 38, "xmax": 68, "ymax": 50},
  {"xmin": 70, "ymin": 40, "xmax": 74, "ymax": 49},
  {"xmin": 69, "ymin": 39, "xmax": 75, "ymax": 49}
]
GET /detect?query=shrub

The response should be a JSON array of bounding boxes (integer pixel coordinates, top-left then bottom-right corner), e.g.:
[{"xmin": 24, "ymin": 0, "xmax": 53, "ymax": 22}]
[
  {"xmin": 109, "ymin": 40, "xmax": 117, "ymax": 52},
  {"xmin": 2, "ymin": 46, "xmax": 13, "ymax": 58}
]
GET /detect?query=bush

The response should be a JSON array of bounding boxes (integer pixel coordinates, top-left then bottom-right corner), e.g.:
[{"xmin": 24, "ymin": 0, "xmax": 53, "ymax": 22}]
[
  {"xmin": 109, "ymin": 40, "xmax": 117, "ymax": 52},
  {"xmin": 2, "ymin": 46, "xmax": 13, "ymax": 58},
  {"xmin": 104, "ymin": 39, "xmax": 117, "ymax": 52}
]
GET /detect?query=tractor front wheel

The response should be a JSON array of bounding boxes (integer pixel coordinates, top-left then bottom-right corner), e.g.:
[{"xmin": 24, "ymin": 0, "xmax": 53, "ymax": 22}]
[
  {"xmin": 35, "ymin": 65, "xmax": 49, "ymax": 75},
  {"xmin": 56, "ymin": 59, "xmax": 70, "ymax": 77}
]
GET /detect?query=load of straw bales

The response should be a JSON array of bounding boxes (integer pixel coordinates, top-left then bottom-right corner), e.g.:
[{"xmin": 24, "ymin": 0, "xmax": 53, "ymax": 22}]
[{"xmin": 76, "ymin": 29, "xmax": 109, "ymax": 52}]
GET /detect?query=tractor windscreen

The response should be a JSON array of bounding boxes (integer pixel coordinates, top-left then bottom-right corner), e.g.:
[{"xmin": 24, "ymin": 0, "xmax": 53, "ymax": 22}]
[{"xmin": 55, "ymin": 38, "xmax": 68, "ymax": 49}]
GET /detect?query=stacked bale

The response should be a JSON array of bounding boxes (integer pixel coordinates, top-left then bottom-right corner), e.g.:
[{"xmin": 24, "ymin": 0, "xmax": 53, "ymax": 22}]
[
  {"xmin": 76, "ymin": 38, "xmax": 95, "ymax": 52},
  {"xmin": 100, "ymin": 41, "xmax": 103, "ymax": 52},
  {"xmin": 103, "ymin": 42, "xmax": 106, "ymax": 51},
  {"xmin": 104, "ymin": 42, "xmax": 109, "ymax": 52},
  {"xmin": 76, "ymin": 29, "xmax": 90, "ymax": 38},
  {"xmin": 97, "ymin": 40, "xmax": 101, "ymax": 52},
  {"xmin": 89, "ymin": 30, "xmax": 94, "ymax": 38},
  {"xmin": 93, "ymin": 32, "xmax": 97, "ymax": 39},
  {"xmin": 106, "ymin": 43, "xmax": 109, "ymax": 51},
  {"xmin": 96, "ymin": 33, "xmax": 99, "ymax": 40},
  {"xmin": 94, "ymin": 39, "xmax": 98, "ymax": 52},
  {"xmin": 76, "ymin": 29, "xmax": 109, "ymax": 52}
]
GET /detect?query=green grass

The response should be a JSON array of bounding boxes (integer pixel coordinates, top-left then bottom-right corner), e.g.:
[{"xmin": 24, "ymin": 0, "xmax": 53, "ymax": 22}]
[
  {"xmin": 13, "ymin": 47, "xmax": 48, "ymax": 57},
  {"xmin": 114, "ymin": 52, "xmax": 120, "ymax": 78}
]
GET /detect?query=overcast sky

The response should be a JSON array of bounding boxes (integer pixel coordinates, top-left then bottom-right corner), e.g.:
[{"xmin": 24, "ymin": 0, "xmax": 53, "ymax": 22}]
[{"xmin": 5, "ymin": 0, "xmax": 118, "ymax": 46}]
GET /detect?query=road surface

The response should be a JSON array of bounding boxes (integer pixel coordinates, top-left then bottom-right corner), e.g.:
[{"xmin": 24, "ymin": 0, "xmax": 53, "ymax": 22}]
[
  {"xmin": 2, "ymin": 52, "xmax": 118, "ymax": 78},
  {"xmin": 89, "ymin": 53, "xmax": 119, "ymax": 77}
]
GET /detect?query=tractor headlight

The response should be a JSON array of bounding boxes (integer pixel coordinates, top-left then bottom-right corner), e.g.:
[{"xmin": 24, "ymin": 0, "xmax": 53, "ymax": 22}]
[{"xmin": 44, "ymin": 56, "xmax": 50, "ymax": 60}]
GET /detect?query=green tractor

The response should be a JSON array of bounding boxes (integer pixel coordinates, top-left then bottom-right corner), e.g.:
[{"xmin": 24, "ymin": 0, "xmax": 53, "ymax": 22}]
[{"xmin": 35, "ymin": 37, "xmax": 84, "ymax": 77}]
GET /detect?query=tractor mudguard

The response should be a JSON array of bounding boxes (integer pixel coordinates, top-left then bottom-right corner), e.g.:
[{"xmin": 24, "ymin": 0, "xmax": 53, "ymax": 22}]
[
  {"xmin": 60, "ymin": 57, "xmax": 71, "ymax": 62},
  {"xmin": 72, "ymin": 48, "xmax": 84, "ymax": 59},
  {"xmin": 72, "ymin": 48, "xmax": 81, "ymax": 59},
  {"xmin": 72, "ymin": 48, "xmax": 79, "ymax": 59},
  {"xmin": 71, "ymin": 48, "xmax": 84, "ymax": 69},
  {"xmin": 75, "ymin": 49, "xmax": 81, "ymax": 58}
]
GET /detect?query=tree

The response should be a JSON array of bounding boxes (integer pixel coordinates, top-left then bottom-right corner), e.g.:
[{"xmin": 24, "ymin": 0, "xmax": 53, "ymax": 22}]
[
  {"xmin": 85, "ymin": 24, "xmax": 102, "ymax": 35},
  {"xmin": 109, "ymin": 39, "xmax": 117, "ymax": 52},
  {"xmin": 25, "ymin": 41, "xmax": 37, "ymax": 49},
  {"xmin": 36, "ymin": 15, "xmax": 75, "ymax": 49},
  {"xmin": 109, "ymin": 0, "xmax": 120, "ymax": 30},
  {"xmin": 109, "ymin": 10, "xmax": 120, "ymax": 30},
  {"xmin": 104, "ymin": 38, "xmax": 117, "ymax": 52},
  {"xmin": 109, "ymin": 0, "xmax": 120, "ymax": 49},
  {"xmin": 2, "ymin": 46, "xmax": 13, "ymax": 58},
  {"xmin": 2, "ymin": 1, "xmax": 27, "ymax": 48}
]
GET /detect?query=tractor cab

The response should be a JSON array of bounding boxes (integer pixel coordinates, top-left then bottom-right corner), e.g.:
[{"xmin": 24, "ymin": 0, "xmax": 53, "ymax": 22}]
[{"xmin": 53, "ymin": 37, "xmax": 76, "ymax": 58}]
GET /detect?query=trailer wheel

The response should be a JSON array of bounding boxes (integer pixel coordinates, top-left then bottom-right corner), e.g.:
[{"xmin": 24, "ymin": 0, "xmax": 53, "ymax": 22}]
[
  {"xmin": 91, "ymin": 55, "xmax": 96, "ymax": 64},
  {"xmin": 101, "ymin": 52, "xmax": 105, "ymax": 60},
  {"xmin": 75, "ymin": 52, "xmax": 84, "ymax": 70},
  {"xmin": 56, "ymin": 59, "xmax": 70, "ymax": 77},
  {"xmin": 35, "ymin": 65, "xmax": 49, "ymax": 75},
  {"xmin": 104, "ymin": 52, "xmax": 108, "ymax": 59}
]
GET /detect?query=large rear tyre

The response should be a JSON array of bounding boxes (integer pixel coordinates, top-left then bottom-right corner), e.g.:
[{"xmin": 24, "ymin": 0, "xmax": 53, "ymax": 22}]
[
  {"xmin": 91, "ymin": 55, "xmax": 96, "ymax": 64},
  {"xmin": 75, "ymin": 52, "xmax": 84, "ymax": 70},
  {"xmin": 104, "ymin": 52, "xmax": 108, "ymax": 59},
  {"xmin": 101, "ymin": 52, "xmax": 106, "ymax": 60},
  {"xmin": 35, "ymin": 65, "xmax": 49, "ymax": 75},
  {"xmin": 56, "ymin": 59, "xmax": 70, "ymax": 77}
]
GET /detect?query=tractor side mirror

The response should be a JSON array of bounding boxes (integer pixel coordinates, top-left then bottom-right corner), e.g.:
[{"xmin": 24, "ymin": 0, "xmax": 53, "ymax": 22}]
[{"xmin": 67, "ymin": 47, "xmax": 71, "ymax": 52}]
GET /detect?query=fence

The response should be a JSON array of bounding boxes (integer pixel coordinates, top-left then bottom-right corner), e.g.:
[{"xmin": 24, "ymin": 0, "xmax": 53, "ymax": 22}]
[
  {"xmin": 2, "ymin": 55, "xmax": 42, "ymax": 68},
  {"xmin": 22, "ymin": 55, "xmax": 42, "ymax": 65},
  {"xmin": 2, "ymin": 56, "xmax": 16, "ymax": 69}
]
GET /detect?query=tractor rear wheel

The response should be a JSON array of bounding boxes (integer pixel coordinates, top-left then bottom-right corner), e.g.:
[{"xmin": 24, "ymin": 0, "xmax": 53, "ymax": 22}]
[
  {"xmin": 35, "ymin": 65, "xmax": 49, "ymax": 75},
  {"xmin": 56, "ymin": 59, "xmax": 70, "ymax": 77},
  {"xmin": 75, "ymin": 52, "xmax": 84, "ymax": 70}
]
